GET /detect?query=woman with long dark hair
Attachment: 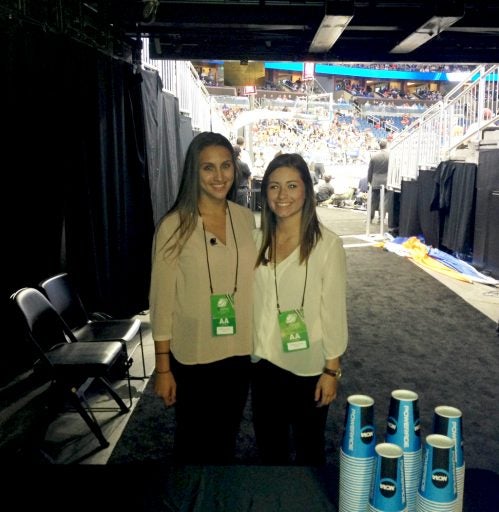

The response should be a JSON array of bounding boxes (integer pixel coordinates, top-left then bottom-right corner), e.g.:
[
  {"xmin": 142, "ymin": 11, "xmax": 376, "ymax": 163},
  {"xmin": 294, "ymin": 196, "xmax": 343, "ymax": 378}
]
[
  {"xmin": 149, "ymin": 132, "xmax": 256, "ymax": 464},
  {"xmin": 252, "ymin": 153, "xmax": 348, "ymax": 465}
]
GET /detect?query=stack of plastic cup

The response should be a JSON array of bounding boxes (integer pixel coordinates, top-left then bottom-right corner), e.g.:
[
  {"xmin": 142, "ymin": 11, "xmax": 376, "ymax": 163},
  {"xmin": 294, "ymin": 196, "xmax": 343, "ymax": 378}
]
[
  {"xmin": 339, "ymin": 394, "xmax": 377, "ymax": 512},
  {"xmin": 385, "ymin": 389, "xmax": 422, "ymax": 512},
  {"xmin": 433, "ymin": 406, "xmax": 464, "ymax": 512},
  {"xmin": 417, "ymin": 434, "xmax": 457, "ymax": 511},
  {"xmin": 369, "ymin": 442, "xmax": 407, "ymax": 512}
]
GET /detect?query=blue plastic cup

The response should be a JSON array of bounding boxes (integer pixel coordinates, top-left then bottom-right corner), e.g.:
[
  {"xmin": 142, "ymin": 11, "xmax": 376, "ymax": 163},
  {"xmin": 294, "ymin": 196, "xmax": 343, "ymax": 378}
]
[
  {"xmin": 341, "ymin": 394, "xmax": 376, "ymax": 458},
  {"xmin": 385, "ymin": 389, "xmax": 421, "ymax": 452},
  {"xmin": 369, "ymin": 442, "xmax": 406, "ymax": 512},
  {"xmin": 433, "ymin": 405, "xmax": 464, "ymax": 468},
  {"xmin": 419, "ymin": 434, "xmax": 457, "ymax": 503}
]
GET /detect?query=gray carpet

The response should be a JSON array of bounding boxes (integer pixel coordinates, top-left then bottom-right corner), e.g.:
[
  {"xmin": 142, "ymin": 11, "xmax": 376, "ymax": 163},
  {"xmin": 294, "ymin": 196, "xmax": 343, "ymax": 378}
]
[{"xmin": 110, "ymin": 245, "xmax": 499, "ymax": 476}]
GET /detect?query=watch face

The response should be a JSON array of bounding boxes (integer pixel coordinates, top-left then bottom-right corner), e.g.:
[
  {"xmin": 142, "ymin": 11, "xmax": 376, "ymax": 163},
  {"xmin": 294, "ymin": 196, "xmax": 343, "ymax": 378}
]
[{"xmin": 324, "ymin": 367, "xmax": 342, "ymax": 379}]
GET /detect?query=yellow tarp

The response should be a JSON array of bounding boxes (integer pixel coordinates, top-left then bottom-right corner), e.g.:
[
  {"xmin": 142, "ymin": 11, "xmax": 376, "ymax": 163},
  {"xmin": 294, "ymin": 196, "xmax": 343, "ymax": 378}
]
[{"xmin": 383, "ymin": 237, "xmax": 473, "ymax": 284}]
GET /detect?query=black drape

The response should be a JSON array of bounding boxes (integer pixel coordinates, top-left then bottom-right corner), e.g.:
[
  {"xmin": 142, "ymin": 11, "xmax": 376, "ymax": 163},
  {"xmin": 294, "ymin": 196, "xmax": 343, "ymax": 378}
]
[
  {"xmin": 474, "ymin": 147, "xmax": 499, "ymax": 277},
  {"xmin": 398, "ymin": 180, "xmax": 421, "ymax": 238},
  {"xmin": 386, "ymin": 189, "xmax": 400, "ymax": 231},
  {"xmin": 4, "ymin": 23, "xmax": 154, "ymax": 380},
  {"xmin": 141, "ymin": 69, "xmax": 185, "ymax": 225},
  {"xmin": 4, "ymin": 26, "xmax": 70, "ymax": 380},
  {"xmin": 399, "ymin": 172, "xmax": 440, "ymax": 246},
  {"xmin": 417, "ymin": 169, "xmax": 440, "ymax": 248},
  {"xmin": 398, "ymin": 163, "xmax": 476, "ymax": 256},
  {"xmin": 431, "ymin": 161, "xmax": 476, "ymax": 256},
  {"xmin": 179, "ymin": 114, "xmax": 194, "ymax": 165},
  {"xmin": 62, "ymin": 49, "xmax": 154, "ymax": 317}
]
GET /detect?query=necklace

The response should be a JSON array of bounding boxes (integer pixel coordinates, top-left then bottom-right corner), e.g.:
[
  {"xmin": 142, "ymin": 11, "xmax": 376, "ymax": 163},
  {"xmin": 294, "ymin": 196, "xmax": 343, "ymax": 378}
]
[{"xmin": 200, "ymin": 204, "xmax": 239, "ymax": 295}]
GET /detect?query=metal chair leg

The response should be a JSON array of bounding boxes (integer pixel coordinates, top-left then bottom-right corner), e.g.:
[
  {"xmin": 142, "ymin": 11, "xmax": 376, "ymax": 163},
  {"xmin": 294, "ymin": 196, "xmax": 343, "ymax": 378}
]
[
  {"xmin": 66, "ymin": 386, "xmax": 110, "ymax": 448},
  {"xmin": 129, "ymin": 325, "xmax": 148, "ymax": 379},
  {"xmin": 97, "ymin": 377, "xmax": 130, "ymax": 414}
]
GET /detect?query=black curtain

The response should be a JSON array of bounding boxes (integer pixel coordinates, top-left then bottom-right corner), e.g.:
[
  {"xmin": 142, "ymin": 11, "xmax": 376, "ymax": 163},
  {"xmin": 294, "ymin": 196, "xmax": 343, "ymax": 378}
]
[
  {"xmin": 4, "ymin": 25, "xmax": 70, "ymax": 380},
  {"xmin": 398, "ymin": 163, "xmax": 476, "ymax": 256},
  {"xmin": 417, "ymin": 169, "xmax": 440, "ymax": 248},
  {"xmin": 61, "ymin": 47, "xmax": 154, "ymax": 317},
  {"xmin": 431, "ymin": 161, "xmax": 476, "ymax": 257},
  {"xmin": 398, "ymin": 180, "xmax": 421, "ymax": 238},
  {"xmin": 474, "ymin": 147, "xmax": 499, "ymax": 277},
  {"xmin": 4, "ymin": 22, "xmax": 154, "ymax": 380},
  {"xmin": 179, "ymin": 114, "xmax": 194, "ymax": 166},
  {"xmin": 141, "ymin": 69, "xmax": 186, "ymax": 225},
  {"xmin": 399, "ymin": 172, "xmax": 440, "ymax": 245}
]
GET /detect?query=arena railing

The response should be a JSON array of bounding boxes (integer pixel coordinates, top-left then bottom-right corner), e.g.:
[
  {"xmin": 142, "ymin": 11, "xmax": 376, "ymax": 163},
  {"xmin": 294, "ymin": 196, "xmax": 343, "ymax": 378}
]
[{"xmin": 387, "ymin": 64, "xmax": 499, "ymax": 192}]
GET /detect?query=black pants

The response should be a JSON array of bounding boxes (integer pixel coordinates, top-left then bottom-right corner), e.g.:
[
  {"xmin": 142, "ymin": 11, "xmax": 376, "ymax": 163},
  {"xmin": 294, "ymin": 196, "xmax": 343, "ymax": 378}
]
[
  {"xmin": 171, "ymin": 354, "xmax": 250, "ymax": 465},
  {"xmin": 371, "ymin": 187, "xmax": 389, "ymax": 220},
  {"xmin": 251, "ymin": 359, "xmax": 329, "ymax": 466}
]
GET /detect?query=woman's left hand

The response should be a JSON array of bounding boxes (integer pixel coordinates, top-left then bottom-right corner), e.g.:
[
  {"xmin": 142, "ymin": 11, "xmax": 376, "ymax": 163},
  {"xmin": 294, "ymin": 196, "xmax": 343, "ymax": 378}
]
[{"xmin": 315, "ymin": 374, "xmax": 339, "ymax": 407}]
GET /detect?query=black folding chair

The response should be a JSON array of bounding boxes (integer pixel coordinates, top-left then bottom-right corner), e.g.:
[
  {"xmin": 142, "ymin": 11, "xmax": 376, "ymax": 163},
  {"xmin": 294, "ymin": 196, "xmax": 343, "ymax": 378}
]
[
  {"xmin": 39, "ymin": 273, "xmax": 147, "ymax": 384},
  {"xmin": 11, "ymin": 287, "xmax": 130, "ymax": 449}
]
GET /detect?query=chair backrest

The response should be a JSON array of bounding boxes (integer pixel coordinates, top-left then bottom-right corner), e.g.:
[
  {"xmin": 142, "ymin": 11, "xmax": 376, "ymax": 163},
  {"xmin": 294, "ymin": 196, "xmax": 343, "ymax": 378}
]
[
  {"xmin": 39, "ymin": 273, "xmax": 89, "ymax": 329},
  {"xmin": 11, "ymin": 288, "xmax": 76, "ymax": 359}
]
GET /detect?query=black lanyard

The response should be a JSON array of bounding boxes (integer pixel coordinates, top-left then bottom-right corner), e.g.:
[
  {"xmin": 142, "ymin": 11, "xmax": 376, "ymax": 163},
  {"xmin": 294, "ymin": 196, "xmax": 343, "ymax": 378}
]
[
  {"xmin": 201, "ymin": 204, "xmax": 239, "ymax": 295},
  {"xmin": 272, "ymin": 235, "xmax": 307, "ymax": 314}
]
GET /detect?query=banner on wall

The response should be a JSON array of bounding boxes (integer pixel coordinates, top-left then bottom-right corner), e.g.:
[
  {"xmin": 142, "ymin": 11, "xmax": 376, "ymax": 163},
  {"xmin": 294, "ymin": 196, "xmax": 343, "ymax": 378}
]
[
  {"xmin": 242, "ymin": 85, "xmax": 256, "ymax": 95},
  {"xmin": 302, "ymin": 62, "xmax": 315, "ymax": 81}
]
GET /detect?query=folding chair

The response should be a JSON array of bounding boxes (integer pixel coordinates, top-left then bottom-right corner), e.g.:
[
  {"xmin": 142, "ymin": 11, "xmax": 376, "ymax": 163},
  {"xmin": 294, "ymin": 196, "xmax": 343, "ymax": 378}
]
[
  {"xmin": 39, "ymin": 273, "xmax": 147, "ymax": 384},
  {"xmin": 11, "ymin": 287, "xmax": 130, "ymax": 449}
]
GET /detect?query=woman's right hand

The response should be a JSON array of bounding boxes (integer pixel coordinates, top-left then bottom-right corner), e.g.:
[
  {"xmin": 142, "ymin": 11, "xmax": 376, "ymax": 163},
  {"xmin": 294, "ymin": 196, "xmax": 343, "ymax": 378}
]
[{"xmin": 154, "ymin": 372, "xmax": 177, "ymax": 406}]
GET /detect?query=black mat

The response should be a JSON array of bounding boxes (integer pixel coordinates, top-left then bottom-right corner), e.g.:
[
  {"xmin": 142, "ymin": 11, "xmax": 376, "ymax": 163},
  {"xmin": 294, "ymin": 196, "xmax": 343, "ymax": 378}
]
[{"xmin": 109, "ymin": 246, "xmax": 499, "ymax": 509}]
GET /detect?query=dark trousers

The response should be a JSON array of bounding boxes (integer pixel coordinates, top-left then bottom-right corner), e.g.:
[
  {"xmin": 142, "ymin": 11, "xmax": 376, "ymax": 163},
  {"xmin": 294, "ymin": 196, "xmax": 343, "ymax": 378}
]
[
  {"xmin": 371, "ymin": 187, "xmax": 389, "ymax": 220},
  {"xmin": 171, "ymin": 354, "xmax": 250, "ymax": 464},
  {"xmin": 251, "ymin": 359, "xmax": 329, "ymax": 466}
]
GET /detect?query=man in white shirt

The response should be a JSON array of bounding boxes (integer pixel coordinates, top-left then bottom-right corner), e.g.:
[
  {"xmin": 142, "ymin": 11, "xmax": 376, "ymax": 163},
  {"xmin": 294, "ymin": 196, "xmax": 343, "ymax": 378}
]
[{"xmin": 236, "ymin": 136, "xmax": 252, "ymax": 168}]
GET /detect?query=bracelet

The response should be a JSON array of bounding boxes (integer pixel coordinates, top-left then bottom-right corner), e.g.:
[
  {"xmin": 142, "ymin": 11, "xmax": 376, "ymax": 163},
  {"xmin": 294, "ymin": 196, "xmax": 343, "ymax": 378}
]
[
  {"xmin": 155, "ymin": 351, "xmax": 170, "ymax": 355},
  {"xmin": 156, "ymin": 369, "xmax": 171, "ymax": 374}
]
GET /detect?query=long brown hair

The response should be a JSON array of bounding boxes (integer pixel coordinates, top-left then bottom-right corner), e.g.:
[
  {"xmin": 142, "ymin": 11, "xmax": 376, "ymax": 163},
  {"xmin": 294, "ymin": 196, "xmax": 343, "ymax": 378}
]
[
  {"xmin": 157, "ymin": 131, "xmax": 237, "ymax": 257},
  {"xmin": 256, "ymin": 153, "xmax": 322, "ymax": 267}
]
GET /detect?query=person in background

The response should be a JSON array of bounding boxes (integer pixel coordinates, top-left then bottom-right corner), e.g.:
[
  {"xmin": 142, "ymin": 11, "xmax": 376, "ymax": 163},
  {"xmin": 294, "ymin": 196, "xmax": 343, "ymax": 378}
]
[
  {"xmin": 358, "ymin": 175, "xmax": 368, "ymax": 194},
  {"xmin": 149, "ymin": 131, "xmax": 257, "ymax": 464},
  {"xmin": 234, "ymin": 144, "xmax": 252, "ymax": 208},
  {"xmin": 236, "ymin": 135, "xmax": 253, "ymax": 168},
  {"xmin": 315, "ymin": 175, "xmax": 335, "ymax": 205},
  {"xmin": 465, "ymin": 107, "xmax": 494, "ymax": 138},
  {"xmin": 367, "ymin": 139, "xmax": 389, "ymax": 223},
  {"xmin": 354, "ymin": 175, "xmax": 369, "ymax": 209},
  {"xmin": 251, "ymin": 153, "xmax": 348, "ymax": 466},
  {"xmin": 313, "ymin": 162, "xmax": 325, "ymax": 182}
]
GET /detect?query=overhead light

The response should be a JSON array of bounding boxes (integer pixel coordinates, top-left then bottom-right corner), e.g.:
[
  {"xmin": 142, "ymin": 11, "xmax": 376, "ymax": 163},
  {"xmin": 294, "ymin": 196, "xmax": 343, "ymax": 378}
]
[
  {"xmin": 390, "ymin": 14, "xmax": 463, "ymax": 54},
  {"xmin": 142, "ymin": 0, "xmax": 159, "ymax": 24},
  {"xmin": 309, "ymin": 1, "xmax": 354, "ymax": 53}
]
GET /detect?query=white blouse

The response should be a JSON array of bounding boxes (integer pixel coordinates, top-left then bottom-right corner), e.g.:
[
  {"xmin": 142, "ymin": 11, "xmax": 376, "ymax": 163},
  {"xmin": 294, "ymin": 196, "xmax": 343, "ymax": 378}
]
[
  {"xmin": 149, "ymin": 202, "xmax": 256, "ymax": 364},
  {"xmin": 252, "ymin": 226, "xmax": 348, "ymax": 376}
]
